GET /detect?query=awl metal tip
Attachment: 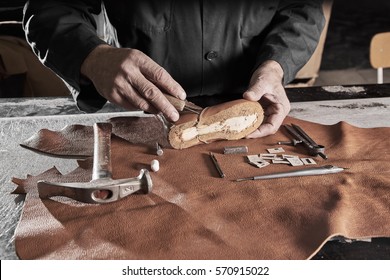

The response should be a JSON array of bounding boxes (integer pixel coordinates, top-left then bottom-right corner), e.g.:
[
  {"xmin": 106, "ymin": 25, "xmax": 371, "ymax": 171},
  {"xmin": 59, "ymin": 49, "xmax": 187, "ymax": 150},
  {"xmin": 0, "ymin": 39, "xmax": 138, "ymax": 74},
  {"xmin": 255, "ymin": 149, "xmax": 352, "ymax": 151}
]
[
  {"xmin": 319, "ymin": 152, "xmax": 328, "ymax": 160},
  {"xmin": 234, "ymin": 177, "xmax": 253, "ymax": 182}
]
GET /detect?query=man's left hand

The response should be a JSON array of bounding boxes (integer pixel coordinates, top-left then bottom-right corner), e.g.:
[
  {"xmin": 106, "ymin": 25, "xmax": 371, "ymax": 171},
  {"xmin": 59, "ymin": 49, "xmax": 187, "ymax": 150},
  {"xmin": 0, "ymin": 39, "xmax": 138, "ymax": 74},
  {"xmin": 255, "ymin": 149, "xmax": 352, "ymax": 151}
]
[{"xmin": 243, "ymin": 60, "xmax": 290, "ymax": 138}]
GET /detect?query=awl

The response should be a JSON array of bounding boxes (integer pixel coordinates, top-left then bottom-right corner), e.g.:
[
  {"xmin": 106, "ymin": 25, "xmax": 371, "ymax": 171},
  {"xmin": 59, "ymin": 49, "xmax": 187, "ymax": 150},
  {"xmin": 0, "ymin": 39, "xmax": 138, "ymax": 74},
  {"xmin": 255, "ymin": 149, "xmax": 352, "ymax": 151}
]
[{"xmin": 235, "ymin": 165, "xmax": 347, "ymax": 182}]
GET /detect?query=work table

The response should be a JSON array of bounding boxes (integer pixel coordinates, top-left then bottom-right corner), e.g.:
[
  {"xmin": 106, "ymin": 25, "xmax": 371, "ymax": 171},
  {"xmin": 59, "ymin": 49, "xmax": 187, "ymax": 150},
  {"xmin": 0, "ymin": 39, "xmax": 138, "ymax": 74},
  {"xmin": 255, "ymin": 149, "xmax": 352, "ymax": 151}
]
[{"xmin": 1, "ymin": 84, "xmax": 389, "ymax": 260}]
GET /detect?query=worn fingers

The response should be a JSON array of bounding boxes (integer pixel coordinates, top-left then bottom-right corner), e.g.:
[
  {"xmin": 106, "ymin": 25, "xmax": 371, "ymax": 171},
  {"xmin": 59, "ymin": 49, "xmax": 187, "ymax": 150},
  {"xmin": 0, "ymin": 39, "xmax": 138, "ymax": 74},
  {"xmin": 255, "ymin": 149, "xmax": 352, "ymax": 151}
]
[
  {"xmin": 83, "ymin": 47, "xmax": 183, "ymax": 121},
  {"xmin": 246, "ymin": 101, "xmax": 287, "ymax": 138},
  {"xmin": 105, "ymin": 88, "xmax": 142, "ymax": 112},
  {"xmin": 140, "ymin": 58, "xmax": 186, "ymax": 100},
  {"xmin": 105, "ymin": 78, "xmax": 154, "ymax": 113},
  {"xmin": 131, "ymin": 75, "xmax": 180, "ymax": 122}
]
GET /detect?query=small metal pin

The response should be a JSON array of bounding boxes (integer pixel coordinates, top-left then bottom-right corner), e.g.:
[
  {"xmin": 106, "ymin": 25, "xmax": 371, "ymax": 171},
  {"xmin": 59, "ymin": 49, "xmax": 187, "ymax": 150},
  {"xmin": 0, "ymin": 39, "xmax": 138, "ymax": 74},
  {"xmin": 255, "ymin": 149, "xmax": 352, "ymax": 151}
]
[
  {"xmin": 209, "ymin": 152, "xmax": 225, "ymax": 178},
  {"xmin": 156, "ymin": 142, "xmax": 163, "ymax": 156}
]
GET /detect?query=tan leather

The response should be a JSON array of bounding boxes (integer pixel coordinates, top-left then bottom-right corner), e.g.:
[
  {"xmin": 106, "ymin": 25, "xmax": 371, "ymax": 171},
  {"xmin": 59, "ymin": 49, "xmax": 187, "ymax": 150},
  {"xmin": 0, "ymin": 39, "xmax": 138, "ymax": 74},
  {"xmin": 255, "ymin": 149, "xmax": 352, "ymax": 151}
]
[{"xmin": 12, "ymin": 116, "xmax": 390, "ymax": 259}]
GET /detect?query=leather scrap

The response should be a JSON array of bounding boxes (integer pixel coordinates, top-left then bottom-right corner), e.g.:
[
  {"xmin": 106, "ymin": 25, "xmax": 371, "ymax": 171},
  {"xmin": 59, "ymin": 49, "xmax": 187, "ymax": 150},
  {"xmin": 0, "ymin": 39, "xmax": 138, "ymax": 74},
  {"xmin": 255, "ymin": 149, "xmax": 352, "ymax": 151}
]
[
  {"xmin": 11, "ymin": 116, "xmax": 390, "ymax": 259},
  {"xmin": 20, "ymin": 115, "xmax": 170, "ymax": 158}
]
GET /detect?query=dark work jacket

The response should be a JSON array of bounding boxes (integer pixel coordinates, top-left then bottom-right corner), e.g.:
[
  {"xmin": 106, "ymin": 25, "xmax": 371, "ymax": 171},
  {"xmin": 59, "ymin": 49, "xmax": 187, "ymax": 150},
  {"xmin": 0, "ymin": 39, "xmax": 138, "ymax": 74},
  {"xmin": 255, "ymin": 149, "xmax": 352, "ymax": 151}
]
[{"xmin": 23, "ymin": 0, "xmax": 325, "ymax": 112}]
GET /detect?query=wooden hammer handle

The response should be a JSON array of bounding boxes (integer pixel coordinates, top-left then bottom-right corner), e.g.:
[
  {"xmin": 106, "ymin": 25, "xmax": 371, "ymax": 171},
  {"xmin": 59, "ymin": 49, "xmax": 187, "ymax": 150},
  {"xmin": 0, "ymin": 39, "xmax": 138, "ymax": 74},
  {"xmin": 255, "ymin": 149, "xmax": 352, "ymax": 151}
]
[{"xmin": 163, "ymin": 93, "xmax": 186, "ymax": 112}]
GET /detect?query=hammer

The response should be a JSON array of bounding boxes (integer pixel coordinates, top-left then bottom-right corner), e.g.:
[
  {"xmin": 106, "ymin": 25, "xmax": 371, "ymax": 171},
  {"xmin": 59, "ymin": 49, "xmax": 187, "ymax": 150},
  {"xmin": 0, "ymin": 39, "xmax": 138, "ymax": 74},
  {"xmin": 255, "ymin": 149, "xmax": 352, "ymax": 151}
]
[{"xmin": 37, "ymin": 122, "xmax": 153, "ymax": 204}]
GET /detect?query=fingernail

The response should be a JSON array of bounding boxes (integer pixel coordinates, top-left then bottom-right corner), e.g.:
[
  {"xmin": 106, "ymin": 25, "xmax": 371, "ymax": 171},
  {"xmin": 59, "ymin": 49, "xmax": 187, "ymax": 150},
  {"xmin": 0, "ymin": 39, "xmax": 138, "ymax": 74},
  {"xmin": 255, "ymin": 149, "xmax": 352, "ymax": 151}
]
[
  {"xmin": 170, "ymin": 111, "xmax": 180, "ymax": 122},
  {"xmin": 178, "ymin": 90, "xmax": 186, "ymax": 100}
]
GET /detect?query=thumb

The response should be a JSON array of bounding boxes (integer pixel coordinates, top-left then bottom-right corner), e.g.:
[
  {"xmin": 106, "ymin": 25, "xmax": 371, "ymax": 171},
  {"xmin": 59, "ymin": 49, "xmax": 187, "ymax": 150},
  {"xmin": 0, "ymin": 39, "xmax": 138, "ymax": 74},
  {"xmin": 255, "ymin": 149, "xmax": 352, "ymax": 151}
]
[
  {"xmin": 243, "ymin": 83, "xmax": 266, "ymax": 101},
  {"xmin": 242, "ymin": 90, "xmax": 258, "ymax": 101}
]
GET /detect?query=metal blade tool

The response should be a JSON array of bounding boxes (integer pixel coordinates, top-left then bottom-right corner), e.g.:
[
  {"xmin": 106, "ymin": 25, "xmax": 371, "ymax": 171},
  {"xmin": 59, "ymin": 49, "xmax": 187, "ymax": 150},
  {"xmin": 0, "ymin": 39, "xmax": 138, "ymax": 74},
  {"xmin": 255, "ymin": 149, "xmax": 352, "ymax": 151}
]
[
  {"xmin": 37, "ymin": 122, "xmax": 153, "ymax": 204},
  {"xmin": 284, "ymin": 123, "xmax": 327, "ymax": 159}
]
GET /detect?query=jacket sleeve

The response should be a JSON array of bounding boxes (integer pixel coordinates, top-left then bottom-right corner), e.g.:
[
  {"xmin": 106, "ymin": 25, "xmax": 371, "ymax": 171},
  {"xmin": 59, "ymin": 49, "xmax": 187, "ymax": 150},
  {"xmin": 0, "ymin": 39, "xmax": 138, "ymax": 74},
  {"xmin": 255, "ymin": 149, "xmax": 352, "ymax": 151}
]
[
  {"xmin": 255, "ymin": 0, "xmax": 325, "ymax": 84},
  {"xmin": 23, "ymin": 0, "xmax": 107, "ymax": 112}
]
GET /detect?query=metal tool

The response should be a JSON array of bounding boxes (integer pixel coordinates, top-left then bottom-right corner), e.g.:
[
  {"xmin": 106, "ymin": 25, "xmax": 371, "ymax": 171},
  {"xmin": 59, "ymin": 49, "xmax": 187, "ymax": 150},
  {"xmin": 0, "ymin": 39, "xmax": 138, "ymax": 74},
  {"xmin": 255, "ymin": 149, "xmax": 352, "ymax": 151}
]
[
  {"xmin": 209, "ymin": 152, "xmax": 225, "ymax": 178},
  {"xmin": 37, "ymin": 122, "xmax": 153, "ymax": 204},
  {"xmin": 163, "ymin": 93, "xmax": 203, "ymax": 114},
  {"xmin": 277, "ymin": 139, "xmax": 302, "ymax": 146},
  {"xmin": 223, "ymin": 146, "xmax": 248, "ymax": 154},
  {"xmin": 156, "ymin": 142, "xmax": 163, "ymax": 156},
  {"xmin": 283, "ymin": 123, "xmax": 327, "ymax": 159},
  {"xmin": 235, "ymin": 165, "xmax": 346, "ymax": 182}
]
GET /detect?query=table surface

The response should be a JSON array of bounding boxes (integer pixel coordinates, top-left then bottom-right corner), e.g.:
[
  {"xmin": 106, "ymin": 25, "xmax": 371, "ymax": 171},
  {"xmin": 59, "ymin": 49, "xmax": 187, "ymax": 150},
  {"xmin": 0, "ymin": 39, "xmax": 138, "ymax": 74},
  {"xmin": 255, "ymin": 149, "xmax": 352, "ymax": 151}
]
[{"xmin": 1, "ymin": 91, "xmax": 389, "ymax": 260}]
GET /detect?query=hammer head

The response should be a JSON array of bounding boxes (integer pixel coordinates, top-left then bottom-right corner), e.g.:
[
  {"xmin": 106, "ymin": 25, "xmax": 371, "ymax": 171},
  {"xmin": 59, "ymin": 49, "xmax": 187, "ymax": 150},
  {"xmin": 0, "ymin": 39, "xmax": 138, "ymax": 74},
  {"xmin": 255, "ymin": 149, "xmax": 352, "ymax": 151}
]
[{"xmin": 38, "ymin": 169, "xmax": 153, "ymax": 204}]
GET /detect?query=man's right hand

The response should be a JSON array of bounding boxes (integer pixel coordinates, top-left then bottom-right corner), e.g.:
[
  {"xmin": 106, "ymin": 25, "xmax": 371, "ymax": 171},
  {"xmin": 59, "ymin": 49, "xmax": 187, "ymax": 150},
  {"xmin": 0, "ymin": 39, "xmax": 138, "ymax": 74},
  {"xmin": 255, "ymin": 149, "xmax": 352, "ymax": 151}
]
[{"xmin": 80, "ymin": 44, "xmax": 186, "ymax": 122}]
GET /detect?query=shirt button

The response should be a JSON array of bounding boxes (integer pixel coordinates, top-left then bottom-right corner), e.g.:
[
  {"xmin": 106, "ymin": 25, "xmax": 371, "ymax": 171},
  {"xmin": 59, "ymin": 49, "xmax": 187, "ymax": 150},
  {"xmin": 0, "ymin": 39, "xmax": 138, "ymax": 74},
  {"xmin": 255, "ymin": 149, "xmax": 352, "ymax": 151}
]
[{"xmin": 205, "ymin": 51, "xmax": 219, "ymax": 61}]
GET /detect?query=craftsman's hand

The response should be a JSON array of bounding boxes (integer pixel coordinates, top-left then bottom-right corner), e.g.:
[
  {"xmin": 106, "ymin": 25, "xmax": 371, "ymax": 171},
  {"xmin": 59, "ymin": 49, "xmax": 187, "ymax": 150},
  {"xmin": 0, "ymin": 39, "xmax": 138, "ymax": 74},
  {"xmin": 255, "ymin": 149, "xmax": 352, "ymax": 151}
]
[
  {"xmin": 81, "ymin": 44, "xmax": 186, "ymax": 122},
  {"xmin": 243, "ymin": 60, "xmax": 290, "ymax": 138}
]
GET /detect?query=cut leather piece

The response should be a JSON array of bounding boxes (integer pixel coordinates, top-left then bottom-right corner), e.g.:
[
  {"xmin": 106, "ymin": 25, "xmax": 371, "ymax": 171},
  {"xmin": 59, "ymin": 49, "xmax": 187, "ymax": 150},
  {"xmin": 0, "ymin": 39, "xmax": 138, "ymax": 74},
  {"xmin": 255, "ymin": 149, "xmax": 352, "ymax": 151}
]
[
  {"xmin": 12, "ymin": 160, "xmax": 93, "ymax": 196},
  {"xmin": 21, "ymin": 125, "xmax": 94, "ymax": 159},
  {"xmin": 10, "ymin": 117, "xmax": 390, "ymax": 259},
  {"xmin": 110, "ymin": 116, "xmax": 170, "ymax": 148},
  {"xmin": 20, "ymin": 115, "xmax": 170, "ymax": 158},
  {"xmin": 169, "ymin": 99, "xmax": 264, "ymax": 149}
]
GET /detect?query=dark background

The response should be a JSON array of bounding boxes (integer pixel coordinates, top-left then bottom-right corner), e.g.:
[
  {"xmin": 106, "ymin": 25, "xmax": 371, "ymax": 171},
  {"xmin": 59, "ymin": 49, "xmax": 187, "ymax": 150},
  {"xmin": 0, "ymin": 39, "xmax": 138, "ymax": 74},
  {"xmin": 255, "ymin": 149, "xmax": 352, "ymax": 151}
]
[
  {"xmin": 1, "ymin": 0, "xmax": 390, "ymax": 71},
  {"xmin": 321, "ymin": 0, "xmax": 390, "ymax": 70}
]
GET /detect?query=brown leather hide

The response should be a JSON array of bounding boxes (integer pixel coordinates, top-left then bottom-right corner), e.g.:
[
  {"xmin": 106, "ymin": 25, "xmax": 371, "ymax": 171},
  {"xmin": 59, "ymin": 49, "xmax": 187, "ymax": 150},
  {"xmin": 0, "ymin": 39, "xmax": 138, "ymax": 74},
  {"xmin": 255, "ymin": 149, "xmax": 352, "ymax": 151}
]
[{"xmin": 12, "ymin": 116, "xmax": 390, "ymax": 259}]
